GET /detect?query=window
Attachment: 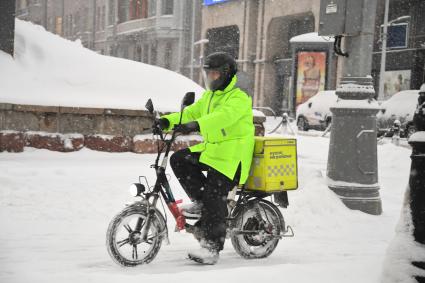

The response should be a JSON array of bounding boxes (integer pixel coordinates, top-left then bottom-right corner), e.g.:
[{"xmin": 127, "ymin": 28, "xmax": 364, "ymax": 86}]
[
  {"xmin": 122, "ymin": 46, "xmax": 129, "ymax": 59},
  {"xmin": 150, "ymin": 42, "xmax": 157, "ymax": 64},
  {"xmin": 101, "ymin": 6, "xmax": 106, "ymax": 30},
  {"xmin": 70, "ymin": 14, "xmax": 73, "ymax": 35},
  {"xmin": 18, "ymin": 0, "xmax": 28, "ymax": 10},
  {"xmin": 96, "ymin": 7, "xmax": 101, "ymax": 31},
  {"xmin": 143, "ymin": 44, "xmax": 149, "ymax": 63},
  {"xmin": 148, "ymin": 0, "xmax": 157, "ymax": 17},
  {"xmin": 380, "ymin": 23, "xmax": 409, "ymax": 49},
  {"xmin": 32, "ymin": 0, "xmax": 41, "ymax": 6},
  {"xmin": 74, "ymin": 11, "xmax": 80, "ymax": 32},
  {"xmin": 130, "ymin": 0, "xmax": 148, "ymax": 19},
  {"xmin": 161, "ymin": 0, "xmax": 173, "ymax": 15},
  {"xmin": 206, "ymin": 25, "xmax": 240, "ymax": 59},
  {"xmin": 164, "ymin": 42, "xmax": 172, "ymax": 69},
  {"xmin": 108, "ymin": 0, "xmax": 115, "ymax": 25},
  {"xmin": 118, "ymin": 0, "xmax": 130, "ymax": 23},
  {"xmin": 55, "ymin": 17, "xmax": 63, "ymax": 35},
  {"xmin": 130, "ymin": 0, "xmax": 140, "ymax": 19},
  {"xmin": 135, "ymin": 46, "xmax": 142, "ymax": 62},
  {"xmin": 141, "ymin": 0, "xmax": 148, "ymax": 18}
]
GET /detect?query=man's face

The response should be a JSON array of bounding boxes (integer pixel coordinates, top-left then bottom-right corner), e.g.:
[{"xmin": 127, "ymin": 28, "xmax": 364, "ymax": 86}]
[
  {"xmin": 203, "ymin": 69, "xmax": 222, "ymax": 90},
  {"xmin": 205, "ymin": 69, "xmax": 221, "ymax": 81}
]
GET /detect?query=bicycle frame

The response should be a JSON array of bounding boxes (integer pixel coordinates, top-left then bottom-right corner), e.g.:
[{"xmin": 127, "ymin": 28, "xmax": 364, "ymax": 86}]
[{"xmin": 137, "ymin": 107, "xmax": 189, "ymax": 242}]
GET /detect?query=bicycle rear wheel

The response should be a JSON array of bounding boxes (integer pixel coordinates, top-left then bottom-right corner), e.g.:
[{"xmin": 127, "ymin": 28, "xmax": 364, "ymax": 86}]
[{"xmin": 231, "ymin": 200, "xmax": 283, "ymax": 259}]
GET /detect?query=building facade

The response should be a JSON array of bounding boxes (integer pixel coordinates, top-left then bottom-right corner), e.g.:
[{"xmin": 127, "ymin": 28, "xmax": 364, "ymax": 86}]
[{"xmin": 372, "ymin": 0, "xmax": 425, "ymax": 100}]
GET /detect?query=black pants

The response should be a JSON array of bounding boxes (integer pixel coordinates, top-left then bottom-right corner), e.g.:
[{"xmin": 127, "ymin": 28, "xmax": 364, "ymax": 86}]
[{"xmin": 170, "ymin": 148, "xmax": 240, "ymax": 251}]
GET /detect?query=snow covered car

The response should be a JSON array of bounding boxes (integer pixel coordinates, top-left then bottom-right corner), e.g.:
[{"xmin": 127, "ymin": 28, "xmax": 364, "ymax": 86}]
[
  {"xmin": 377, "ymin": 90, "xmax": 419, "ymax": 138},
  {"xmin": 296, "ymin": 90, "xmax": 337, "ymax": 131}
]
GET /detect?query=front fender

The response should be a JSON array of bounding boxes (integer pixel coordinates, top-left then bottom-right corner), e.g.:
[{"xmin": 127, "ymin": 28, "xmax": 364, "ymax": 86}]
[{"xmin": 125, "ymin": 200, "xmax": 169, "ymax": 244}]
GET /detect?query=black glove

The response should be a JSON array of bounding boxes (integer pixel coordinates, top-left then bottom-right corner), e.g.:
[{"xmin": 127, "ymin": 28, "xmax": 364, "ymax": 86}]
[
  {"xmin": 153, "ymin": 118, "xmax": 169, "ymax": 130},
  {"xmin": 172, "ymin": 121, "xmax": 200, "ymax": 135},
  {"xmin": 152, "ymin": 118, "xmax": 169, "ymax": 135}
]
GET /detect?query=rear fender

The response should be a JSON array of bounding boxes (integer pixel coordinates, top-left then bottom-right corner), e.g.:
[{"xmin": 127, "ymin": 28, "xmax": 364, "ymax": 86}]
[{"xmin": 230, "ymin": 198, "xmax": 285, "ymax": 232}]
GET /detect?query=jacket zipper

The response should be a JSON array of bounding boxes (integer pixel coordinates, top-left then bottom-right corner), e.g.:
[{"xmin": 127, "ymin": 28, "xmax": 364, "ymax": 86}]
[{"xmin": 207, "ymin": 92, "xmax": 215, "ymax": 114}]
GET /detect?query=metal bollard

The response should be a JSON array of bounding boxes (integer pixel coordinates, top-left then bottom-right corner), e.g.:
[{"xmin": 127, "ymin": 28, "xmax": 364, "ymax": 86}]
[{"xmin": 407, "ymin": 86, "xmax": 425, "ymax": 283}]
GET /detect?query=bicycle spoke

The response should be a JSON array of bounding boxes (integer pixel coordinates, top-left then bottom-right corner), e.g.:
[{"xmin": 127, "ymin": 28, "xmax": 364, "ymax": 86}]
[
  {"xmin": 117, "ymin": 238, "xmax": 130, "ymax": 247},
  {"xmin": 123, "ymin": 224, "xmax": 133, "ymax": 233},
  {"xmin": 132, "ymin": 245, "xmax": 138, "ymax": 260}
]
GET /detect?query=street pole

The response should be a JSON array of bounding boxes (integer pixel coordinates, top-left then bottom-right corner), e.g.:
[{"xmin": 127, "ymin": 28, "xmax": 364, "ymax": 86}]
[
  {"xmin": 326, "ymin": 0, "xmax": 382, "ymax": 215},
  {"xmin": 408, "ymin": 88, "xmax": 425, "ymax": 282},
  {"xmin": 378, "ymin": 0, "xmax": 389, "ymax": 101},
  {"xmin": 189, "ymin": 0, "xmax": 196, "ymax": 80},
  {"xmin": 0, "ymin": 0, "xmax": 16, "ymax": 57}
]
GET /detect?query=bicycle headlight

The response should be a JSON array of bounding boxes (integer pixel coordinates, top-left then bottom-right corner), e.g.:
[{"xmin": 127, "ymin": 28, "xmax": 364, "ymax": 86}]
[{"xmin": 129, "ymin": 183, "xmax": 145, "ymax": 197}]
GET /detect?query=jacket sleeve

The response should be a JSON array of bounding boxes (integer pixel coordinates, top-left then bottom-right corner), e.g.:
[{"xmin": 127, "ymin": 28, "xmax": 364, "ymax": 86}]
[
  {"xmin": 196, "ymin": 92, "xmax": 252, "ymax": 139},
  {"xmin": 161, "ymin": 92, "xmax": 207, "ymax": 131}
]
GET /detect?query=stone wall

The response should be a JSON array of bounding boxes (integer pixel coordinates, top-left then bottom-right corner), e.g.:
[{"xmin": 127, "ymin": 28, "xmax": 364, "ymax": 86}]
[
  {"xmin": 0, "ymin": 102, "xmax": 266, "ymax": 153},
  {"xmin": 0, "ymin": 103, "xmax": 152, "ymax": 136}
]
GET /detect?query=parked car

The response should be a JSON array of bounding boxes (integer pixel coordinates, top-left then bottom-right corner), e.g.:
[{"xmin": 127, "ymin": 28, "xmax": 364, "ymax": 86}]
[
  {"xmin": 296, "ymin": 90, "xmax": 338, "ymax": 131},
  {"xmin": 377, "ymin": 90, "xmax": 419, "ymax": 138}
]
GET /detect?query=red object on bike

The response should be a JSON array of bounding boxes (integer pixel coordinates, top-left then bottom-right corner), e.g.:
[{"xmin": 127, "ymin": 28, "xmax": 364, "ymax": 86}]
[
  {"xmin": 168, "ymin": 202, "xmax": 186, "ymax": 230},
  {"xmin": 175, "ymin": 199, "xmax": 183, "ymax": 204}
]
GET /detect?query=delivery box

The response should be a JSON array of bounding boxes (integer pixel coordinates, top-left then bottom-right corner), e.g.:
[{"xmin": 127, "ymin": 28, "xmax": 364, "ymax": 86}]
[{"xmin": 246, "ymin": 137, "xmax": 298, "ymax": 193}]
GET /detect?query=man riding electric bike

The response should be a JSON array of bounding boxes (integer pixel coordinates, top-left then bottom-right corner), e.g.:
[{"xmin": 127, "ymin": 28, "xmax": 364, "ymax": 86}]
[{"xmin": 155, "ymin": 52, "xmax": 255, "ymax": 264}]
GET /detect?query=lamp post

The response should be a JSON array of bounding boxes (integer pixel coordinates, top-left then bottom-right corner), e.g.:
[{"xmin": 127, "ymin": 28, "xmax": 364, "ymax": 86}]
[
  {"xmin": 378, "ymin": 0, "xmax": 411, "ymax": 101},
  {"xmin": 0, "ymin": 0, "xmax": 15, "ymax": 57}
]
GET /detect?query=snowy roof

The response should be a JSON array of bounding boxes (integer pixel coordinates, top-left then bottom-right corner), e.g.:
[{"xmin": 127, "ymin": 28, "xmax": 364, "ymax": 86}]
[
  {"xmin": 289, "ymin": 32, "xmax": 335, "ymax": 43},
  {"xmin": 0, "ymin": 20, "xmax": 204, "ymax": 112}
]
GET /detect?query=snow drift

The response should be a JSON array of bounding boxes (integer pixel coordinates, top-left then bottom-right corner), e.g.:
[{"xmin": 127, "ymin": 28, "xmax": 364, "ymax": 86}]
[{"xmin": 0, "ymin": 20, "xmax": 204, "ymax": 112}]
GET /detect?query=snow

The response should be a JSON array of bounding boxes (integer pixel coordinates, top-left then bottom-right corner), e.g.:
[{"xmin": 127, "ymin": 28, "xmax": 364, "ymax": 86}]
[
  {"xmin": 133, "ymin": 134, "xmax": 204, "ymax": 142},
  {"xmin": 332, "ymin": 98, "xmax": 381, "ymax": 110},
  {"xmin": 25, "ymin": 131, "xmax": 83, "ymax": 140},
  {"xmin": 381, "ymin": 186, "xmax": 425, "ymax": 282},
  {"xmin": 336, "ymin": 82, "xmax": 375, "ymax": 95},
  {"xmin": 289, "ymin": 32, "xmax": 335, "ymax": 43},
  {"xmin": 326, "ymin": 177, "xmax": 379, "ymax": 188},
  {"xmin": 408, "ymin": 131, "xmax": 425, "ymax": 143},
  {"xmin": 0, "ymin": 20, "xmax": 204, "ymax": 112},
  {"xmin": 0, "ymin": 118, "xmax": 415, "ymax": 283},
  {"xmin": 0, "ymin": 130, "xmax": 21, "ymax": 135},
  {"xmin": 296, "ymin": 90, "xmax": 338, "ymax": 122},
  {"xmin": 252, "ymin": 109, "xmax": 266, "ymax": 117},
  {"xmin": 377, "ymin": 90, "xmax": 419, "ymax": 122}
]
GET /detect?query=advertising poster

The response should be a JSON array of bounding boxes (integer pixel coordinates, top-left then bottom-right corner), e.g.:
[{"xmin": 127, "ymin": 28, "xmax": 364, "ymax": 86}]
[
  {"xmin": 296, "ymin": 51, "xmax": 326, "ymax": 106},
  {"xmin": 383, "ymin": 70, "xmax": 411, "ymax": 100}
]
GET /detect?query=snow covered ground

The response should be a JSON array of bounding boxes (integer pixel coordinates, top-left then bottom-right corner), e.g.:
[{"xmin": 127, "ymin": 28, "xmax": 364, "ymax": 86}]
[{"xmin": 0, "ymin": 118, "xmax": 413, "ymax": 283}]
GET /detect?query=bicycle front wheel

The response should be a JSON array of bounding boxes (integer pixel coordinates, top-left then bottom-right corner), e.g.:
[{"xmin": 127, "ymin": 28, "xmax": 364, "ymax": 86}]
[{"xmin": 106, "ymin": 205, "xmax": 164, "ymax": 266}]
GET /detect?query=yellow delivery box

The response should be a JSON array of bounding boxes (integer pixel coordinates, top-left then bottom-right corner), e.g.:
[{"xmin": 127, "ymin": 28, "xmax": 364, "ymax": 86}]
[{"xmin": 246, "ymin": 137, "xmax": 298, "ymax": 192}]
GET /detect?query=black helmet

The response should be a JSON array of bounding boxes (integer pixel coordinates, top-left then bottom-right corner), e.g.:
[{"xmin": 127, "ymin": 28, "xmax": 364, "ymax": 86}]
[{"xmin": 202, "ymin": 52, "xmax": 238, "ymax": 91}]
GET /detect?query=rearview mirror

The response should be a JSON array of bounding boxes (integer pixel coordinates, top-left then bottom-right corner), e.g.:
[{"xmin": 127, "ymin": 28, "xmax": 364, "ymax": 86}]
[
  {"xmin": 181, "ymin": 92, "xmax": 195, "ymax": 111},
  {"xmin": 145, "ymin": 99, "xmax": 154, "ymax": 114}
]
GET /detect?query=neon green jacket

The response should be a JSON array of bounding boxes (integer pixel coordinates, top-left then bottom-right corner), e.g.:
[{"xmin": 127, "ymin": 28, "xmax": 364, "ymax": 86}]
[{"xmin": 162, "ymin": 75, "xmax": 255, "ymax": 184}]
